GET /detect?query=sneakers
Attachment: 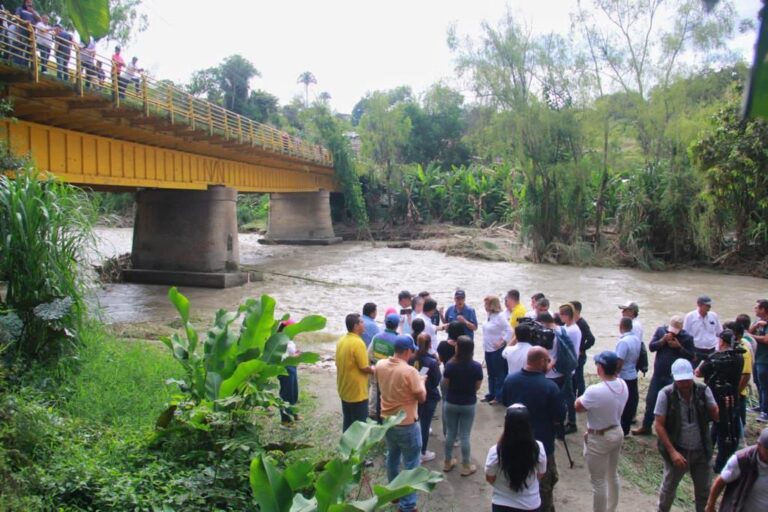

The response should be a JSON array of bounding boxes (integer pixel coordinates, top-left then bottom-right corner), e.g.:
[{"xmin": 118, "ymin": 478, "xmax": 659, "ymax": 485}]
[
  {"xmin": 749, "ymin": 406, "xmax": 762, "ymax": 413},
  {"xmin": 421, "ymin": 450, "xmax": 436, "ymax": 462},
  {"xmin": 757, "ymin": 413, "xmax": 768, "ymax": 423},
  {"xmin": 443, "ymin": 458, "xmax": 457, "ymax": 472},
  {"xmin": 460, "ymin": 464, "xmax": 477, "ymax": 476}
]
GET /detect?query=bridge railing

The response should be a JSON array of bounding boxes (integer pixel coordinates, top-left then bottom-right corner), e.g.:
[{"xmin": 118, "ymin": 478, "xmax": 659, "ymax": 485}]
[{"xmin": 0, "ymin": 10, "xmax": 333, "ymax": 167}]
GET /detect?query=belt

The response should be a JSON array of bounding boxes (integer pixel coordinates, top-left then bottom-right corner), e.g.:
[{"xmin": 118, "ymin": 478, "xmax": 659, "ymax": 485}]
[{"xmin": 587, "ymin": 425, "xmax": 620, "ymax": 435}]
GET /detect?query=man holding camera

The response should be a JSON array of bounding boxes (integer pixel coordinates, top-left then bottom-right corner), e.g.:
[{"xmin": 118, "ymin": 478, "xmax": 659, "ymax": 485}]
[
  {"xmin": 655, "ymin": 359, "xmax": 719, "ymax": 512},
  {"xmin": 633, "ymin": 315, "xmax": 695, "ymax": 436},
  {"xmin": 696, "ymin": 329, "xmax": 745, "ymax": 473}
]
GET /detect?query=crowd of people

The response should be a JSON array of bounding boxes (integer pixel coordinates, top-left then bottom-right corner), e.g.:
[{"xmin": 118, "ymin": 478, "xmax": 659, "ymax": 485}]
[
  {"xmin": 0, "ymin": 1, "xmax": 143, "ymax": 93},
  {"xmin": 333, "ymin": 290, "xmax": 768, "ymax": 512}
]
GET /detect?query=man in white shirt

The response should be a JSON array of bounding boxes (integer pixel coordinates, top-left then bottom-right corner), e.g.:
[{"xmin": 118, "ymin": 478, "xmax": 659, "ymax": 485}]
[
  {"xmin": 683, "ymin": 295, "xmax": 723, "ymax": 364},
  {"xmin": 618, "ymin": 301, "xmax": 643, "ymax": 343},
  {"xmin": 560, "ymin": 303, "xmax": 582, "ymax": 433},
  {"xmin": 502, "ymin": 322, "xmax": 534, "ymax": 375},
  {"xmin": 34, "ymin": 15, "xmax": 53, "ymax": 74},
  {"xmin": 705, "ymin": 427, "xmax": 768, "ymax": 512},
  {"xmin": 397, "ymin": 290, "xmax": 413, "ymax": 337},
  {"xmin": 418, "ymin": 299, "xmax": 439, "ymax": 351},
  {"xmin": 525, "ymin": 292, "xmax": 546, "ymax": 319},
  {"xmin": 576, "ymin": 351, "xmax": 629, "ymax": 512}
]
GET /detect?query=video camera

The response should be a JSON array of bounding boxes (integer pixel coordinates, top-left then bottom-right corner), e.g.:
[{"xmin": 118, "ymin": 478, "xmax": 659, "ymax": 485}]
[{"xmin": 517, "ymin": 317, "xmax": 555, "ymax": 351}]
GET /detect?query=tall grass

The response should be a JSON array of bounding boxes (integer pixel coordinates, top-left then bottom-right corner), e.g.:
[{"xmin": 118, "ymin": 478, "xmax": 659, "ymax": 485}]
[{"xmin": 0, "ymin": 165, "xmax": 95, "ymax": 362}]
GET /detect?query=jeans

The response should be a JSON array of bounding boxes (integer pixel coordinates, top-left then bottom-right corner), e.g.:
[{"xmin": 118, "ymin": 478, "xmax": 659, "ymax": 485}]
[
  {"xmin": 56, "ymin": 55, "xmax": 69, "ymax": 81},
  {"xmin": 583, "ymin": 426, "xmax": 623, "ymax": 512},
  {"xmin": 341, "ymin": 399, "xmax": 369, "ymax": 432},
  {"xmin": 385, "ymin": 423, "xmax": 422, "ymax": 512},
  {"xmin": 485, "ymin": 347, "xmax": 508, "ymax": 401},
  {"xmin": 539, "ymin": 450, "xmax": 558, "ymax": 512},
  {"xmin": 621, "ymin": 379, "xmax": 639, "ymax": 435},
  {"xmin": 657, "ymin": 448, "xmax": 711, "ymax": 512},
  {"xmin": 493, "ymin": 505, "xmax": 540, "ymax": 512},
  {"xmin": 642, "ymin": 374, "xmax": 674, "ymax": 429},
  {"xmin": 39, "ymin": 46, "xmax": 50, "ymax": 73},
  {"xmin": 574, "ymin": 352, "xmax": 587, "ymax": 397},
  {"xmin": 418, "ymin": 398, "xmax": 439, "ymax": 454},
  {"xmin": 444, "ymin": 402, "xmax": 476, "ymax": 464},
  {"xmin": 757, "ymin": 364, "xmax": 768, "ymax": 414},
  {"xmin": 278, "ymin": 366, "xmax": 298, "ymax": 423}
]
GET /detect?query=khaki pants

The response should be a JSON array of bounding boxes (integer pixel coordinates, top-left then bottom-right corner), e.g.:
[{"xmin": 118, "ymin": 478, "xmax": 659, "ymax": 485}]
[
  {"xmin": 583, "ymin": 426, "xmax": 624, "ymax": 512},
  {"xmin": 540, "ymin": 449, "xmax": 559, "ymax": 512},
  {"xmin": 657, "ymin": 448, "xmax": 711, "ymax": 512}
]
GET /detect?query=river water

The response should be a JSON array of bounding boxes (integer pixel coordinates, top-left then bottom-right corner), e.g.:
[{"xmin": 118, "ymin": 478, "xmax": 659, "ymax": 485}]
[{"xmin": 93, "ymin": 227, "xmax": 766, "ymax": 367}]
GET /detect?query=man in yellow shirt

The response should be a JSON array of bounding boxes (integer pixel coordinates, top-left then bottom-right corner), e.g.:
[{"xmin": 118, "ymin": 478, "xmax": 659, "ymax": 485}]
[
  {"xmin": 504, "ymin": 289, "xmax": 527, "ymax": 328},
  {"xmin": 336, "ymin": 313, "xmax": 375, "ymax": 432}
]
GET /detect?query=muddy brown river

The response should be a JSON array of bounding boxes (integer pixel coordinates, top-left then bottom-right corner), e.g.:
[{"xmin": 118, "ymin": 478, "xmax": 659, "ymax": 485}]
[{"xmin": 93, "ymin": 227, "xmax": 767, "ymax": 367}]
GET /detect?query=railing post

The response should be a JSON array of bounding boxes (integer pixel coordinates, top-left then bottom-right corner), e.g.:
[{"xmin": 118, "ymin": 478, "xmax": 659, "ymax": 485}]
[
  {"xmin": 30, "ymin": 22, "xmax": 39, "ymax": 82},
  {"xmin": 207, "ymin": 103, "xmax": 213, "ymax": 135},
  {"xmin": 75, "ymin": 45, "xmax": 83, "ymax": 94},
  {"xmin": 188, "ymin": 94, "xmax": 195, "ymax": 130},
  {"xmin": 248, "ymin": 120, "xmax": 255, "ymax": 146},
  {"xmin": 237, "ymin": 116, "xmax": 243, "ymax": 143},
  {"xmin": 167, "ymin": 83, "xmax": 174, "ymax": 124},
  {"xmin": 142, "ymin": 75, "xmax": 148, "ymax": 116},
  {"xmin": 112, "ymin": 64, "xmax": 120, "ymax": 108}
]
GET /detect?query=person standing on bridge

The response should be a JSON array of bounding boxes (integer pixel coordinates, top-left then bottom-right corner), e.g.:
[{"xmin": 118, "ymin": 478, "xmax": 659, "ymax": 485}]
[
  {"xmin": 54, "ymin": 24, "xmax": 72, "ymax": 82},
  {"xmin": 111, "ymin": 45, "xmax": 126, "ymax": 99},
  {"xmin": 13, "ymin": 0, "xmax": 40, "ymax": 67},
  {"xmin": 34, "ymin": 14, "xmax": 53, "ymax": 74}
]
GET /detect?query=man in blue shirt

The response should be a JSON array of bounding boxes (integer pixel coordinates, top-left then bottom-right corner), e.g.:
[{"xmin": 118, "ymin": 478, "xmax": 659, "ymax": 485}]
[
  {"xmin": 615, "ymin": 317, "xmax": 641, "ymax": 435},
  {"xmin": 444, "ymin": 290, "xmax": 477, "ymax": 340},
  {"xmin": 361, "ymin": 302, "xmax": 380, "ymax": 347},
  {"xmin": 502, "ymin": 346, "xmax": 566, "ymax": 512}
]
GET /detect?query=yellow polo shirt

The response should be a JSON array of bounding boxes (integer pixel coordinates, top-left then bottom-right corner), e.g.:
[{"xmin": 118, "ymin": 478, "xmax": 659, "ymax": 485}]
[
  {"xmin": 509, "ymin": 303, "xmax": 527, "ymax": 328},
  {"xmin": 335, "ymin": 332, "xmax": 370, "ymax": 402},
  {"xmin": 741, "ymin": 345, "xmax": 753, "ymax": 397}
]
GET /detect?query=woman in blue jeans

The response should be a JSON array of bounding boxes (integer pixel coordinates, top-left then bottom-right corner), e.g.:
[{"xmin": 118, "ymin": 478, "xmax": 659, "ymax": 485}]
[
  {"xmin": 411, "ymin": 332, "xmax": 441, "ymax": 463},
  {"xmin": 442, "ymin": 335, "xmax": 483, "ymax": 476}
]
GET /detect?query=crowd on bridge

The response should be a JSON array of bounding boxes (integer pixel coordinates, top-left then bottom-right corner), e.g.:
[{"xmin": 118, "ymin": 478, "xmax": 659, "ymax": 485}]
[
  {"xmin": 322, "ymin": 289, "xmax": 768, "ymax": 512},
  {"xmin": 0, "ymin": 1, "xmax": 144, "ymax": 94}
]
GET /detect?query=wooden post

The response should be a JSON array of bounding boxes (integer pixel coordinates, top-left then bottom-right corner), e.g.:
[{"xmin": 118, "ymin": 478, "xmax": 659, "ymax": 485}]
[
  {"xmin": 142, "ymin": 75, "xmax": 148, "ymax": 116},
  {"xmin": 223, "ymin": 110, "xmax": 229, "ymax": 139},
  {"xmin": 112, "ymin": 63, "xmax": 120, "ymax": 108},
  {"xmin": 30, "ymin": 23, "xmax": 39, "ymax": 82},
  {"xmin": 188, "ymin": 94, "xmax": 195, "ymax": 130},
  {"xmin": 75, "ymin": 45, "xmax": 83, "ymax": 95},
  {"xmin": 237, "ymin": 115, "xmax": 243, "ymax": 143},
  {"xmin": 167, "ymin": 83, "xmax": 174, "ymax": 124},
  {"xmin": 207, "ymin": 103, "xmax": 213, "ymax": 135}
]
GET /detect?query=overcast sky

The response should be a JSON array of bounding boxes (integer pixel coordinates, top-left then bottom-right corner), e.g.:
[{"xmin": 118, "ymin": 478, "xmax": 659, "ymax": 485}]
[{"xmin": 120, "ymin": 0, "xmax": 762, "ymax": 114}]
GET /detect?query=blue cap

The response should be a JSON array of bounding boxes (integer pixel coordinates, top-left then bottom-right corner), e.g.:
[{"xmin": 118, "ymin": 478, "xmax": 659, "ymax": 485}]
[
  {"xmin": 594, "ymin": 350, "xmax": 619, "ymax": 375},
  {"xmin": 385, "ymin": 313, "xmax": 400, "ymax": 328},
  {"xmin": 394, "ymin": 335, "xmax": 416, "ymax": 353}
]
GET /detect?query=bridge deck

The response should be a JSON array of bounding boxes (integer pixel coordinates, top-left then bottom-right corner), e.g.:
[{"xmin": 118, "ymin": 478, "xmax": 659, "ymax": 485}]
[{"xmin": 0, "ymin": 11, "xmax": 336, "ymax": 192}]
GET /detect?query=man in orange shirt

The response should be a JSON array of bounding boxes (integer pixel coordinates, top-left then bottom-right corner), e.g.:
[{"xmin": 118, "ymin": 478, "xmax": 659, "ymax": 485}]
[
  {"xmin": 336, "ymin": 313, "xmax": 375, "ymax": 432},
  {"xmin": 376, "ymin": 335, "xmax": 427, "ymax": 512}
]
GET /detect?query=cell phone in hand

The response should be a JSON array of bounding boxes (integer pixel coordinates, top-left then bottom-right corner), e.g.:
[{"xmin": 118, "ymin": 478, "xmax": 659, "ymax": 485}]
[
  {"xmin": 419, "ymin": 366, "xmax": 429, "ymax": 376},
  {"xmin": 400, "ymin": 308, "xmax": 412, "ymax": 316}
]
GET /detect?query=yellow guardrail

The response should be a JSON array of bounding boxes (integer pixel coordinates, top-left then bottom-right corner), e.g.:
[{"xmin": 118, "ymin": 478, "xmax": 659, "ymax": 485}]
[{"xmin": 0, "ymin": 10, "xmax": 333, "ymax": 167}]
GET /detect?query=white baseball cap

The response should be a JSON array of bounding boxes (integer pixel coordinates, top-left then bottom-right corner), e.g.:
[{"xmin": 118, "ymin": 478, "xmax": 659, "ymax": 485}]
[{"xmin": 671, "ymin": 359, "xmax": 694, "ymax": 381}]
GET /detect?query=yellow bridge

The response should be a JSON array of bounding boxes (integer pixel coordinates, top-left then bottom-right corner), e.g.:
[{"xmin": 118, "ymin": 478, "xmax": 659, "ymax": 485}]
[
  {"xmin": 0, "ymin": 11, "xmax": 336, "ymax": 193},
  {"xmin": 0, "ymin": 11, "xmax": 341, "ymax": 288}
]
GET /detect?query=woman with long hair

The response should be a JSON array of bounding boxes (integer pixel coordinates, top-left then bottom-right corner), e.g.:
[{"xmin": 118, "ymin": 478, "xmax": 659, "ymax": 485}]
[
  {"xmin": 485, "ymin": 404, "xmax": 546, "ymax": 511},
  {"xmin": 442, "ymin": 335, "xmax": 483, "ymax": 475},
  {"xmin": 411, "ymin": 332, "xmax": 441, "ymax": 463},
  {"xmin": 482, "ymin": 295, "xmax": 513, "ymax": 405}
]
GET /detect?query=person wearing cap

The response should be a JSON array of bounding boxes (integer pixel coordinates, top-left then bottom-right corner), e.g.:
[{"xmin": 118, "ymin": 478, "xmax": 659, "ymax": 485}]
[
  {"xmin": 485, "ymin": 404, "xmax": 547, "ymax": 512},
  {"xmin": 445, "ymin": 289, "xmax": 478, "ymax": 340},
  {"xmin": 336, "ymin": 314, "xmax": 376, "ymax": 432},
  {"xmin": 633, "ymin": 315, "xmax": 695, "ymax": 436},
  {"xmin": 654, "ymin": 358, "xmax": 719, "ymax": 512},
  {"xmin": 618, "ymin": 301, "xmax": 644, "ymax": 343},
  {"xmin": 705, "ymin": 427, "xmax": 768, "ymax": 512},
  {"xmin": 376, "ymin": 335, "xmax": 426, "ymax": 512},
  {"xmin": 575, "ymin": 351, "xmax": 629, "ymax": 512},
  {"xmin": 750, "ymin": 299, "xmax": 768, "ymax": 423},
  {"xmin": 695, "ymin": 329, "xmax": 745, "ymax": 473},
  {"xmin": 368, "ymin": 313, "xmax": 401, "ymax": 421},
  {"xmin": 615, "ymin": 317, "xmax": 642, "ymax": 436},
  {"xmin": 684, "ymin": 296, "xmax": 724, "ymax": 364},
  {"xmin": 501, "ymin": 346, "xmax": 566, "ymax": 512},
  {"xmin": 482, "ymin": 295, "xmax": 513, "ymax": 405}
]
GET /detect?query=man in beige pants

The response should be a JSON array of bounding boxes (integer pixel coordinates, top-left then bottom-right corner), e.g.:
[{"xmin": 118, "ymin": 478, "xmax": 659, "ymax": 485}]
[{"xmin": 576, "ymin": 351, "xmax": 629, "ymax": 512}]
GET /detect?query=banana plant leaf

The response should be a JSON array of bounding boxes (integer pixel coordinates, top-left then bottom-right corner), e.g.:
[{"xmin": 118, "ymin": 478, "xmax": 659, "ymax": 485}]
[{"xmin": 65, "ymin": 0, "xmax": 110, "ymax": 42}]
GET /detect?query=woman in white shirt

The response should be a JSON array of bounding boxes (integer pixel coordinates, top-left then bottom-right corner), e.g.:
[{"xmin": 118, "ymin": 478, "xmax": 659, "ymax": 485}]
[
  {"xmin": 482, "ymin": 295, "xmax": 513, "ymax": 404},
  {"xmin": 485, "ymin": 404, "xmax": 546, "ymax": 511}
]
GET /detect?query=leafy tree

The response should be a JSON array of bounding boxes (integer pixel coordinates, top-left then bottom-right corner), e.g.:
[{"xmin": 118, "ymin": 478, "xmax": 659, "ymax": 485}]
[
  {"xmin": 186, "ymin": 55, "xmax": 260, "ymax": 114},
  {"xmin": 297, "ymin": 71, "xmax": 317, "ymax": 107},
  {"xmin": 244, "ymin": 89, "xmax": 280, "ymax": 124}
]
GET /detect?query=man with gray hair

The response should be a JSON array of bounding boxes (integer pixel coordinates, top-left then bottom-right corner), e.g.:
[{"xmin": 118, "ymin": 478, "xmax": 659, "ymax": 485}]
[
  {"xmin": 684, "ymin": 295, "xmax": 723, "ymax": 364},
  {"xmin": 705, "ymin": 427, "xmax": 768, "ymax": 512},
  {"xmin": 633, "ymin": 315, "xmax": 695, "ymax": 436}
]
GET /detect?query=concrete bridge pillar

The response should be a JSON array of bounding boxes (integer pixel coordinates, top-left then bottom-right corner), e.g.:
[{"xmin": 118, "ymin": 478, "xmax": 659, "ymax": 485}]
[
  {"xmin": 123, "ymin": 185, "xmax": 248, "ymax": 288},
  {"xmin": 263, "ymin": 190, "xmax": 342, "ymax": 245}
]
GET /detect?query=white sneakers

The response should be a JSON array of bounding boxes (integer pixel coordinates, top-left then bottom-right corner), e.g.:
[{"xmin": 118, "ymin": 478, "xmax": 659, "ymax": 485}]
[{"xmin": 421, "ymin": 450, "xmax": 436, "ymax": 462}]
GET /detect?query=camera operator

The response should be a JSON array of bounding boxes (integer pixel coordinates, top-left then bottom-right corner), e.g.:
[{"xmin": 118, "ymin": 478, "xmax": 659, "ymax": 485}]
[{"xmin": 695, "ymin": 329, "xmax": 745, "ymax": 473}]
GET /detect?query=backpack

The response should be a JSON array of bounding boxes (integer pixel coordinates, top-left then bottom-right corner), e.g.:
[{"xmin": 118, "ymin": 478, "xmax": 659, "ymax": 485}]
[
  {"xmin": 554, "ymin": 327, "xmax": 578, "ymax": 375},
  {"xmin": 637, "ymin": 342, "xmax": 649, "ymax": 375}
]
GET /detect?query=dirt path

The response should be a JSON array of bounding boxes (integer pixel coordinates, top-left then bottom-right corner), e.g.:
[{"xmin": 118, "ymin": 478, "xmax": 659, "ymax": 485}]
[{"xmin": 299, "ymin": 364, "xmax": 682, "ymax": 511}]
